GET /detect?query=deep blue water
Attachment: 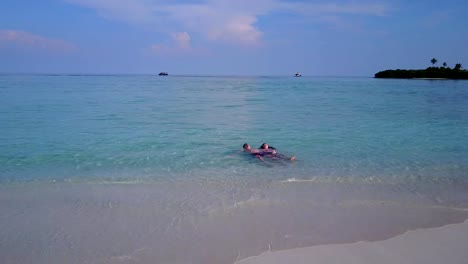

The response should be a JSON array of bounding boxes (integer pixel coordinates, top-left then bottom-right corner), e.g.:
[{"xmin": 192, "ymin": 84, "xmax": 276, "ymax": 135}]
[{"xmin": 1, "ymin": 75, "xmax": 467, "ymax": 184}]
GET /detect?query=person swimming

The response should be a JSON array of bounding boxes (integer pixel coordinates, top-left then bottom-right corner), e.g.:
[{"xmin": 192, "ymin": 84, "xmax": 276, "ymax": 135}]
[
  {"xmin": 259, "ymin": 143, "xmax": 277, "ymax": 155},
  {"xmin": 244, "ymin": 143, "xmax": 296, "ymax": 161},
  {"xmin": 259, "ymin": 143, "xmax": 296, "ymax": 161},
  {"xmin": 259, "ymin": 143, "xmax": 276, "ymax": 150}
]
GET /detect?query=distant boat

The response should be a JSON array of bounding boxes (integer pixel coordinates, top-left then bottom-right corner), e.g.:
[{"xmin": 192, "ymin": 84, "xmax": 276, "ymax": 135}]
[
  {"xmin": 294, "ymin": 72, "xmax": 302, "ymax": 77},
  {"xmin": 159, "ymin": 72, "xmax": 168, "ymax": 76}
]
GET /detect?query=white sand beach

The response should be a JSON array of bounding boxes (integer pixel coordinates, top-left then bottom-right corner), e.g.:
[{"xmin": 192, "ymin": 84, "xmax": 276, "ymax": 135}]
[{"xmin": 236, "ymin": 219, "xmax": 468, "ymax": 264}]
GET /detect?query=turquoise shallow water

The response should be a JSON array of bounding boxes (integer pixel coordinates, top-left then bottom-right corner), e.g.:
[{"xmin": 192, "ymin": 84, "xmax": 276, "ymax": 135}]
[{"xmin": 1, "ymin": 75, "xmax": 467, "ymax": 184}]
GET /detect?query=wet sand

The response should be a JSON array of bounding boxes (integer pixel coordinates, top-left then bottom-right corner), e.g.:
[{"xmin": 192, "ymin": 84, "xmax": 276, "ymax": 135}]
[{"xmin": 1, "ymin": 181, "xmax": 468, "ymax": 264}]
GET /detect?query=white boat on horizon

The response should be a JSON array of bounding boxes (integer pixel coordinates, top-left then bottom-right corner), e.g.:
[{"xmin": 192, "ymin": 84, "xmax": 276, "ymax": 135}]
[{"xmin": 294, "ymin": 72, "xmax": 302, "ymax": 77}]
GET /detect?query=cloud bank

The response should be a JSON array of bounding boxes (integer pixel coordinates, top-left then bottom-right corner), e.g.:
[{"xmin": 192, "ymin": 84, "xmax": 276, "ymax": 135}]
[{"xmin": 64, "ymin": 0, "xmax": 391, "ymax": 47}]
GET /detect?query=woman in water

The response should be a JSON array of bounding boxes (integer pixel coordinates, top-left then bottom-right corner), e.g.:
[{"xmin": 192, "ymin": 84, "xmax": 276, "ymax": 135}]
[{"xmin": 259, "ymin": 143, "xmax": 296, "ymax": 161}]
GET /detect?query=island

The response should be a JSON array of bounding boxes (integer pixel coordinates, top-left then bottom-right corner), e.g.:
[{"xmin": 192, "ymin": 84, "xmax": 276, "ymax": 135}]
[{"xmin": 375, "ymin": 59, "xmax": 468, "ymax": 79}]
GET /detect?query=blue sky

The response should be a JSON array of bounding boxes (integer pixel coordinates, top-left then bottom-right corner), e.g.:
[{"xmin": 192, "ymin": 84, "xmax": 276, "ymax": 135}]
[{"xmin": 1, "ymin": 0, "xmax": 467, "ymax": 76}]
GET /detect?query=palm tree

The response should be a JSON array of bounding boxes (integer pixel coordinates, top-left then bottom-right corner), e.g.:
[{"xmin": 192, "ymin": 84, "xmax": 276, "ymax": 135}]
[
  {"xmin": 431, "ymin": 58, "xmax": 437, "ymax": 66},
  {"xmin": 454, "ymin": 63, "xmax": 462, "ymax": 70},
  {"xmin": 443, "ymin": 62, "xmax": 447, "ymax": 67}
]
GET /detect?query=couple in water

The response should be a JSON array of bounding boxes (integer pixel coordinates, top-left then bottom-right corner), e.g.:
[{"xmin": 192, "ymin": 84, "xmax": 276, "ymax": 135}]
[{"xmin": 243, "ymin": 143, "xmax": 296, "ymax": 161}]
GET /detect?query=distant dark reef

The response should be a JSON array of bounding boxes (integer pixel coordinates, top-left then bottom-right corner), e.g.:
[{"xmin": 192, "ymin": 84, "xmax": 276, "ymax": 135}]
[{"xmin": 375, "ymin": 59, "xmax": 467, "ymax": 79}]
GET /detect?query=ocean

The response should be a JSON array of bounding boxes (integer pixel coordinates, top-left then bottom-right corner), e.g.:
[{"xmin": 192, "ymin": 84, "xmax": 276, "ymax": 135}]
[{"xmin": 1, "ymin": 75, "xmax": 468, "ymax": 264}]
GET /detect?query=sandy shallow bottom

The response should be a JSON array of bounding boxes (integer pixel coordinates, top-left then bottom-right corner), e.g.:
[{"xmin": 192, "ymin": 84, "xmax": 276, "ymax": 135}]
[{"xmin": 1, "ymin": 181, "xmax": 468, "ymax": 264}]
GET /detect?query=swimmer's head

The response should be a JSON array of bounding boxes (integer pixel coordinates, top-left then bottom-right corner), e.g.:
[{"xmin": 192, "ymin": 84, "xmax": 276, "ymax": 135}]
[
  {"xmin": 243, "ymin": 143, "xmax": 251, "ymax": 150},
  {"xmin": 260, "ymin": 143, "xmax": 269, "ymax": 149}
]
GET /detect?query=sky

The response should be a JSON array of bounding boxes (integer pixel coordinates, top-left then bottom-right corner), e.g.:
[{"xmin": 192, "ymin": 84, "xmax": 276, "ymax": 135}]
[{"xmin": 0, "ymin": 0, "xmax": 467, "ymax": 76}]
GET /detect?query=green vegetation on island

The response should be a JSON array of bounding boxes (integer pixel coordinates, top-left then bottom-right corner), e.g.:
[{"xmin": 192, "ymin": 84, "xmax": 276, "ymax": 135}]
[{"xmin": 375, "ymin": 58, "xmax": 468, "ymax": 79}]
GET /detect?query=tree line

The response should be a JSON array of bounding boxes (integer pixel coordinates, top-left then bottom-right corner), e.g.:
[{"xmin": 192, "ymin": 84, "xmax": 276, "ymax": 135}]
[
  {"xmin": 375, "ymin": 58, "xmax": 467, "ymax": 79},
  {"xmin": 429, "ymin": 58, "xmax": 462, "ymax": 71}
]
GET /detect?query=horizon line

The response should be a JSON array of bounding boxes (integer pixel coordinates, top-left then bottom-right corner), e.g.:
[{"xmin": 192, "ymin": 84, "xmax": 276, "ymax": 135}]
[{"xmin": 0, "ymin": 72, "xmax": 373, "ymax": 78}]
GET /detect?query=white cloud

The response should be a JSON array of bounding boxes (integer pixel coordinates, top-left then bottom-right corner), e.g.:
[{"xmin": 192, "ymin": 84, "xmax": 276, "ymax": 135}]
[
  {"xmin": 150, "ymin": 32, "xmax": 206, "ymax": 55},
  {"xmin": 205, "ymin": 15, "xmax": 262, "ymax": 45},
  {"xmin": 64, "ymin": 0, "xmax": 392, "ymax": 46},
  {"xmin": 172, "ymin": 32, "xmax": 191, "ymax": 49},
  {"xmin": 0, "ymin": 30, "xmax": 76, "ymax": 53}
]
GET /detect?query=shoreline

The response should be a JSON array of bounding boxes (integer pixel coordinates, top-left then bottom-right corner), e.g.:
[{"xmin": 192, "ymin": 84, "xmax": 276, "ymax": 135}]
[
  {"xmin": 235, "ymin": 219, "xmax": 468, "ymax": 264},
  {"xmin": 1, "ymin": 182, "xmax": 468, "ymax": 264}
]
